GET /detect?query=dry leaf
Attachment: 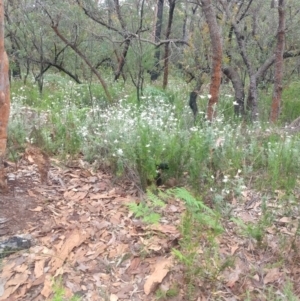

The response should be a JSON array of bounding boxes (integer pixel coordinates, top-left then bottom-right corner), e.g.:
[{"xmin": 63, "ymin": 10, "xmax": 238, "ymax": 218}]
[
  {"xmin": 34, "ymin": 260, "xmax": 46, "ymax": 278},
  {"xmin": 41, "ymin": 274, "xmax": 52, "ymax": 298},
  {"xmin": 110, "ymin": 294, "xmax": 118, "ymax": 301},
  {"xmin": 230, "ymin": 245, "xmax": 239, "ymax": 255},
  {"xmin": 226, "ymin": 267, "xmax": 242, "ymax": 288},
  {"xmin": 29, "ymin": 206, "xmax": 43, "ymax": 212},
  {"xmin": 144, "ymin": 257, "xmax": 172, "ymax": 295},
  {"xmin": 264, "ymin": 268, "xmax": 281, "ymax": 284},
  {"xmin": 27, "ymin": 189, "xmax": 37, "ymax": 198},
  {"xmin": 49, "ymin": 229, "xmax": 90, "ymax": 273},
  {"xmin": 279, "ymin": 217, "xmax": 292, "ymax": 223},
  {"xmin": 149, "ymin": 224, "xmax": 179, "ymax": 235}
]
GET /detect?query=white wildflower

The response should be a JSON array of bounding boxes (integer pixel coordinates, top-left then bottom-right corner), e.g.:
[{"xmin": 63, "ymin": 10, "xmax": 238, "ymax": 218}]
[{"xmin": 117, "ymin": 149, "xmax": 123, "ymax": 156}]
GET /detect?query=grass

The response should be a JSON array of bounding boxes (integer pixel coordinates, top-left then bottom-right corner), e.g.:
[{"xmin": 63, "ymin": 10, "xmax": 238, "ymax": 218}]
[
  {"xmin": 51, "ymin": 278, "xmax": 80, "ymax": 301},
  {"xmin": 9, "ymin": 75, "xmax": 300, "ymax": 194},
  {"xmin": 7, "ymin": 74, "xmax": 300, "ymax": 300}
]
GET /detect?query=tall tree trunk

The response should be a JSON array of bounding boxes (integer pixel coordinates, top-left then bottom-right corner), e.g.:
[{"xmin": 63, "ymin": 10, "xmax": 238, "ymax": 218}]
[
  {"xmin": 201, "ymin": 0, "xmax": 222, "ymax": 121},
  {"xmin": 162, "ymin": 0, "xmax": 175, "ymax": 89},
  {"xmin": 0, "ymin": 0, "xmax": 10, "ymax": 192},
  {"xmin": 270, "ymin": 0, "xmax": 285, "ymax": 122},
  {"xmin": 150, "ymin": 0, "xmax": 164, "ymax": 81}
]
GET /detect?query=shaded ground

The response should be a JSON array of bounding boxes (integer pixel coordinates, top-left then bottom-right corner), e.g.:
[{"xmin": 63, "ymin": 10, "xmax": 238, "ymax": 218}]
[
  {"xmin": 0, "ymin": 164, "xmax": 47, "ymax": 236},
  {"xmin": 1, "ymin": 155, "xmax": 300, "ymax": 300}
]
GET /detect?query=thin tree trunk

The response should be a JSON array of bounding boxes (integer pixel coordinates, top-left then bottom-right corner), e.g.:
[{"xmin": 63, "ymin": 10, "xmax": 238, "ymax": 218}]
[
  {"xmin": 201, "ymin": 0, "xmax": 222, "ymax": 121},
  {"xmin": 0, "ymin": 0, "xmax": 10, "ymax": 191},
  {"xmin": 114, "ymin": 39, "xmax": 130, "ymax": 81},
  {"xmin": 150, "ymin": 0, "xmax": 164, "ymax": 81},
  {"xmin": 270, "ymin": 0, "xmax": 285, "ymax": 122},
  {"xmin": 162, "ymin": 0, "xmax": 175, "ymax": 89},
  {"xmin": 222, "ymin": 66, "xmax": 245, "ymax": 115},
  {"xmin": 247, "ymin": 74, "xmax": 258, "ymax": 118}
]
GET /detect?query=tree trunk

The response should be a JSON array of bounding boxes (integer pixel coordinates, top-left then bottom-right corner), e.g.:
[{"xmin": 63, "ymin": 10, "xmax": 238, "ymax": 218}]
[
  {"xmin": 201, "ymin": 0, "xmax": 222, "ymax": 121},
  {"xmin": 270, "ymin": 0, "xmax": 285, "ymax": 122},
  {"xmin": 162, "ymin": 0, "xmax": 175, "ymax": 89},
  {"xmin": 150, "ymin": 0, "xmax": 164, "ymax": 81},
  {"xmin": 247, "ymin": 74, "xmax": 258, "ymax": 119},
  {"xmin": 0, "ymin": 0, "xmax": 10, "ymax": 192},
  {"xmin": 114, "ymin": 39, "xmax": 130, "ymax": 81},
  {"xmin": 222, "ymin": 66, "xmax": 245, "ymax": 115}
]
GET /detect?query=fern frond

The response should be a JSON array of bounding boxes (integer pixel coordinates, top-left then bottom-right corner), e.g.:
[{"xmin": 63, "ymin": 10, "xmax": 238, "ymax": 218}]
[
  {"xmin": 147, "ymin": 190, "xmax": 165, "ymax": 207},
  {"xmin": 127, "ymin": 202, "xmax": 147, "ymax": 217},
  {"xmin": 174, "ymin": 188, "xmax": 214, "ymax": 215},
  {"xmin": 143, "ymin": 213, "xmax": 161, "ymax": 224}
]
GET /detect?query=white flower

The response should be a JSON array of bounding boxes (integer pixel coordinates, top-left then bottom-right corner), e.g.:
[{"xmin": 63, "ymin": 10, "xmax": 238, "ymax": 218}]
[
  {"xmin": 145, "ymin": 144, "xmax": 150, "ymax": 148},
  {"xmin": 117, "ymin": 149, "xmax": 123, "ymax": 156},
  {"xmin": 223, "ymin": 175, "xmax": 229, "ymax": 183},
  {"xmin": 233, "ymin": 101, "xmax": 239, "ymax": 106},
  {"xmin": 208, "ymin": 94, "xmax": 212, "ymax": 99},
  {"xmin": 199, "ymin": 95, "xmax": 205, "ymax": 99}
]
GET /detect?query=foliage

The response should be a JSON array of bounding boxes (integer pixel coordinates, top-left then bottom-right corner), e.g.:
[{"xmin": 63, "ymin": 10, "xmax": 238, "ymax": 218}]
[
  {"xmin": 170, "ymin": 188, "xmax": 230, "ymax": 299},
  {"xmin": 51, "ymin": 277, "xmax": 80, "ymax": 301},
  {"xmin": 127, "ymin": 190, "xmax": 166, "ymax": 224},
  {"xmin": 155, "ymin": 285, "xmax": 179, "ymax": 300},
  {"xmin": 8, "ymin": 77, "xmax": 300, "ymax": 196}
]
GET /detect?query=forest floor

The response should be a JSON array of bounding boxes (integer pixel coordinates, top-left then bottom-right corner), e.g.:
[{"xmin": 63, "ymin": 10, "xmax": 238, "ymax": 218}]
[{"xmin": 1, "ymin": 150, "xmax": 300, "ymax": 301}]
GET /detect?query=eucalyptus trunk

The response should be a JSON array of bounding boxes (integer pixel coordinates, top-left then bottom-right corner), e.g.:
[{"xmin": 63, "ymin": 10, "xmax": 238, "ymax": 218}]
[
  {"xmin": 201, "ymin": 0, "xmax": 222, "ymax": 121},
  {"xmin": 270, "ymin": 0, "xmax": 285, "ymax": 122},
  {"xmin": 162, "ymin": 0, "xmax": 175, "ymax": 89},
  {"xmin": 0, "ymin": 0, "xmax": 10, "ymax": 191},
  {"xmin": 150, "ymin": 0, "xmax": 164, "ymax": 81}
]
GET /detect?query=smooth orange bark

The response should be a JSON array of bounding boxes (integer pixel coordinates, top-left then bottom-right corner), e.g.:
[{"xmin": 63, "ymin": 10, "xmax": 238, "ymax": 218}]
[{"xmin": 201, "ymin": 0, "xmax": 222, "ymax": 121}]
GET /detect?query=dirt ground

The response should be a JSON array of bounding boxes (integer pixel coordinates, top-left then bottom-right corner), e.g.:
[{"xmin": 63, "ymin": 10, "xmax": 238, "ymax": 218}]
[
  {"xmin": 0, "ymin": 157, "xmax": 183, "ymax": 301},
  {"xmin": 1, "ymin": 154, "xmax": 300, "ymax": 301}
]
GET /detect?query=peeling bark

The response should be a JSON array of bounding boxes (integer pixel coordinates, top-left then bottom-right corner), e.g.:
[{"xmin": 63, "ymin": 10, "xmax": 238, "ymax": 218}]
[
  {"xmin": 270, "ymin": 0, "xmax": 285, "ymax": 122},
  {"xmin": 0, "ymin": 0, "xmax": 10, "ymax": 192},
  {"xmin": 201, "ymin": 0, "xmax": 222, "ymax": 121}
]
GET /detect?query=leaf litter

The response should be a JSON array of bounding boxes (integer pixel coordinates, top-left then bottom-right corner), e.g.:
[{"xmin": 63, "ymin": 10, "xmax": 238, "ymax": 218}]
[{"xmin": 0, "ymin": 152, "xmax": 300, "ymax": 300}]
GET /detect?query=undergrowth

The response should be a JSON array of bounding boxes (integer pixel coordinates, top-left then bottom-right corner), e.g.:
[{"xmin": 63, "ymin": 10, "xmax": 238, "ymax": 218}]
[{"xmin": 9, "ymin": 75, "xmax": 300, "ymax": 197}]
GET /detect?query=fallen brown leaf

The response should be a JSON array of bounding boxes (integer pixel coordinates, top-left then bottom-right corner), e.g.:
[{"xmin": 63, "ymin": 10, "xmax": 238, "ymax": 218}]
[
  {"xmin": 144, "ymin": 257, "xmax": 173, "ymax": 295},
  {"xmin": 49, "ymin": 229, "xmax": 90, "ymax": 273},
  {"xmin": 264, "ymin": 268, "xmax": 281, "ymax": 284},
  {"xmin": 29, "ymin": 206, "xmax": 43, "ymax": 212}
]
